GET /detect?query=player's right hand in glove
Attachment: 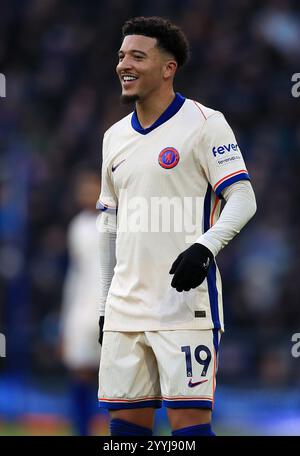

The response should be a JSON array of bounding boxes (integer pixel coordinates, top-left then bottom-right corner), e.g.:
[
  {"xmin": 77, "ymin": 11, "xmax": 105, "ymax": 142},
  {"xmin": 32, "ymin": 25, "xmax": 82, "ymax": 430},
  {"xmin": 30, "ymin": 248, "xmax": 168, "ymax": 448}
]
[
  {"xmin": 169, "ymin": 243, "xmax": 213, "ymax": 292},
  {"xmin": 98, "ymin": 315, "xmax": 105, "ymax": 345}
]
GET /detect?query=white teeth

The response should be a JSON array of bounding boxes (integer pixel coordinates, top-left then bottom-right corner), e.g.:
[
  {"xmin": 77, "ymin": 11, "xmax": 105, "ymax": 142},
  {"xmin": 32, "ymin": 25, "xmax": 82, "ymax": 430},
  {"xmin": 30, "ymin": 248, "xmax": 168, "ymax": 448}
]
[{"xmin": 123, "ymin": 75, "xmax": 137, "ymax": 81}]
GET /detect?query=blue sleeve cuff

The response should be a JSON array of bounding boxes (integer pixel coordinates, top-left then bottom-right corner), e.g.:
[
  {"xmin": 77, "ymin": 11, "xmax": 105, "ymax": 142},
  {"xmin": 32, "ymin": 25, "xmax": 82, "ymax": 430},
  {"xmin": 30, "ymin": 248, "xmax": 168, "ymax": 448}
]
[
  {"xmin": 214, "ymin": 172, "xmax": 250, "ymax": 198},
  {"xmin": 96, "ymin": 200, "xmax": 117, "ymax": 213}
]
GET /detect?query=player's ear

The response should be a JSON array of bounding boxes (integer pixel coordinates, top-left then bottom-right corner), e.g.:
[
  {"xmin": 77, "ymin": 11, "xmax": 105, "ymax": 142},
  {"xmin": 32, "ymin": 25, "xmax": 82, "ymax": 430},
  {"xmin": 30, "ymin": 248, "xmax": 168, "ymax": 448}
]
[{"xmin": 163, "ymin": 59, "xmax": 177, "ymax": 80}]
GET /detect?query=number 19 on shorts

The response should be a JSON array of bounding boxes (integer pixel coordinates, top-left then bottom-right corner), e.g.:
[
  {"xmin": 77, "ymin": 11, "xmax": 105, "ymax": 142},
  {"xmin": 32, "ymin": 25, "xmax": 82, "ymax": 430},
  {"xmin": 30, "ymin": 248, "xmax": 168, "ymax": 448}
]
[{"xmin": 181, "ymin": 345, "xmax": 212, "ymax": 378}]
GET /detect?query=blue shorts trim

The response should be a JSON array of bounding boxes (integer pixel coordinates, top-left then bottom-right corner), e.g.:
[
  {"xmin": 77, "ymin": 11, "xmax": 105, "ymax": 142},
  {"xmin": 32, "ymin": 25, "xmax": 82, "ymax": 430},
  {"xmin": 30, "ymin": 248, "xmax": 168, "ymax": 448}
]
[
  {"xmin": 163, "ymin": 399, "xmax": 213, "ymax": 409},
  {"xmin": 98, "ymin": 399, "xmax": 162, "ymax": 410}
]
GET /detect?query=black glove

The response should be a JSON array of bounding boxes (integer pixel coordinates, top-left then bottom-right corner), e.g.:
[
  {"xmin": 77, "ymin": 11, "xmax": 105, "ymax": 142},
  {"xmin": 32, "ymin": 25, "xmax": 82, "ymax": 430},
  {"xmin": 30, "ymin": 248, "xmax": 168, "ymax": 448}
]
[
  {"xmin": 169, "ymin": 243, "xmax": 213, "ymax": 292},
  {"xmin": 98, "ymin": 315, "xmax": 105, "ymax": 345}
]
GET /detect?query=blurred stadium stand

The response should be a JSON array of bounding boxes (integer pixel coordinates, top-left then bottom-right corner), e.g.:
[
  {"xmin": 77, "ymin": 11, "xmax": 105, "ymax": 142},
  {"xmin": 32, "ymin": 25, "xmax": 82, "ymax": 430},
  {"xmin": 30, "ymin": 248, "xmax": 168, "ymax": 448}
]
[{"xmin": 1, "ymin": 0, "xmax": 300, "ymax": 435}]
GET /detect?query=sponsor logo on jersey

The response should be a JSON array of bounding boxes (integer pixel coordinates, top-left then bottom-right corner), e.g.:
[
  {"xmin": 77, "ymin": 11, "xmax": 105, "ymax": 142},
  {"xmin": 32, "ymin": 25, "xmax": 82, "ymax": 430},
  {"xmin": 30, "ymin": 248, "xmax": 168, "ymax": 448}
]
[
  {"xmin": 188, "ymin": 378, "xmax": 208, "ymax": 388},
  {"xmin": 158, "ymin": 147, "xmax": 180, "ymax": 169},
  {"xmin": 217, "ymin": 155, "xmax": 241, "ymax": 166},
  {"xmin": 212, "ymin": 143, "xmax": 239, "ymax": 157},
  {"xmin": 112, "ymin": 159, "xmax": 126, "ymax": 173}
]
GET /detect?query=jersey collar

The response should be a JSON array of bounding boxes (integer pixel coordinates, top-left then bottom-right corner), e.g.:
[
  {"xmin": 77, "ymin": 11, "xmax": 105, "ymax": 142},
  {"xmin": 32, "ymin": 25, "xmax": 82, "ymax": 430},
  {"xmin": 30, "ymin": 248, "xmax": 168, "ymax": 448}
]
[{"xmin": 131, "ymin": 92, "xmax": 186, "ymax": 135}]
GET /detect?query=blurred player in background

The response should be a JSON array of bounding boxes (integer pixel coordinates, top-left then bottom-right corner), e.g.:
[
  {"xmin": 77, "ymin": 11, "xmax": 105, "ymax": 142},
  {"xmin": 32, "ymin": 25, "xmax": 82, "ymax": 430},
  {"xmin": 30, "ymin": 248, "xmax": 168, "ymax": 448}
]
[
  {"xmin": 97, "ymin": 17, "xmax": 256, "ymax": 436},
  {"xmin": 60, "ymin": 169, "xmax": 101, "ymax": 435}
]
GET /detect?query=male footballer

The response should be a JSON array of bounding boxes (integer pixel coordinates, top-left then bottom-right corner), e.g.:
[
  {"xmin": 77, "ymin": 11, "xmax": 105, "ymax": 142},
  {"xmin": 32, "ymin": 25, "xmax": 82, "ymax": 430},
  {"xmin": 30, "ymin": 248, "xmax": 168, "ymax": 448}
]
[{"xmin": 97, "ymin": 16, "xmax": 256, "ymax": 436}]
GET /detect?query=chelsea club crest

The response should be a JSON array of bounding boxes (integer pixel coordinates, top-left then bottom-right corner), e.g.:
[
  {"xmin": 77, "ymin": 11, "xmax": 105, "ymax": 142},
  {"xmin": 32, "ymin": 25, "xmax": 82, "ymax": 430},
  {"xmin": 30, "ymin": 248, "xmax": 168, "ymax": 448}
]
[{"xmin": 158, "ymin": 147, "xmax": 180, "ymax": 169}]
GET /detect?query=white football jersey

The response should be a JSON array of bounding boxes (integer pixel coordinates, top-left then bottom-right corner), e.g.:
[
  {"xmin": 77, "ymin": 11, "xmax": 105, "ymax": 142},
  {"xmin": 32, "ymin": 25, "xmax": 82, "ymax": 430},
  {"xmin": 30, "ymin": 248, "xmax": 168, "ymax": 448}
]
[{"xmin": 98, "ymin": 93, "xmax": 250, "ymax": 332}]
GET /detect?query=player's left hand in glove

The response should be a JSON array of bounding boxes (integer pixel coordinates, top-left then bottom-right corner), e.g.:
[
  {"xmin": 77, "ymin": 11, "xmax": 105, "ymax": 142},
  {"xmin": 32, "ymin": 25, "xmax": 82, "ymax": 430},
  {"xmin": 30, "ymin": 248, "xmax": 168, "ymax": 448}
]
[
  {"xmin": 169, "ymin": 243, "xmax": 214, "ymax": 292},
  {"xmin": 98, "ymin": 315, "xmax": 105, "ymax": 345}
]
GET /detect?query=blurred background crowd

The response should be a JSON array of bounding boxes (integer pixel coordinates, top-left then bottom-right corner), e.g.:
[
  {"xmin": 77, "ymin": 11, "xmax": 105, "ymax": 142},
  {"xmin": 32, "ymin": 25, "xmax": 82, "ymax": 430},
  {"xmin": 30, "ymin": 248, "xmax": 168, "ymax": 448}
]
[{"xmin": 1, "ymin": 0, "xmax": 300, "ymax": 435}]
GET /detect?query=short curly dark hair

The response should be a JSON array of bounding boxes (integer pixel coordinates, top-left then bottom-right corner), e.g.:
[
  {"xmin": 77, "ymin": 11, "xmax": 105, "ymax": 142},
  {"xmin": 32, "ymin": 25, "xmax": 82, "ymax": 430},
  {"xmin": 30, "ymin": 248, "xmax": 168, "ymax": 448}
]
[{"xmin": 122, "ymin": 16, "xmax": 190, "ymax": 68}]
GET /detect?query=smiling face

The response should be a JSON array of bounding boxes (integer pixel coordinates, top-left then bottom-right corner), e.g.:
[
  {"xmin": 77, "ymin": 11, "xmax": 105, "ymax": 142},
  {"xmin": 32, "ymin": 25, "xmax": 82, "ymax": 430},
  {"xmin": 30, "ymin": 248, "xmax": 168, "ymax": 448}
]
[{"xmin": 116, "ymin": 34, "xmax": 177, "ymax": 103}]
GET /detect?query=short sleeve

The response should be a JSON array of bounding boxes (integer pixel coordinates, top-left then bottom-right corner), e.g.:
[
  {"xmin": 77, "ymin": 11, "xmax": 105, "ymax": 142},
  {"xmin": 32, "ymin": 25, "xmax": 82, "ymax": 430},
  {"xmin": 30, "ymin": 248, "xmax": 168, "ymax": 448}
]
[
  {"xmin": 198, "ymin": 113, "xmax": 250, "ymax": 198},
  {"xmin": 96, "ymin": 133, "xmax": 118, "ymax": 212}
]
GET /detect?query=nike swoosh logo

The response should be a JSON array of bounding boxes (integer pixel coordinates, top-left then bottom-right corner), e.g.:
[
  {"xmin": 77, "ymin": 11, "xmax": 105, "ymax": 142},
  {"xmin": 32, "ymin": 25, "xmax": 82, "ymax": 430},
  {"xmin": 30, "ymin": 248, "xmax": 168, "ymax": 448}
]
[
  {"xmin": 112, "ymin": 159, "xmax": 126, "ymax": 173},
  {"xmin": 188, "ymin": 378, "xmax": 208, "ymax": 388}
]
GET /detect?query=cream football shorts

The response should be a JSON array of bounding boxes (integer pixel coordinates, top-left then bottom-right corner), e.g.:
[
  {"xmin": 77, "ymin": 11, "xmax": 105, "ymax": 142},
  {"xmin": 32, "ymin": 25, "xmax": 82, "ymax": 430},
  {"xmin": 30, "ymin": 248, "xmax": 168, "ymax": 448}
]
[{"xmin": 98, "ymin": 329, "xmax": 221, "ymax": 410}]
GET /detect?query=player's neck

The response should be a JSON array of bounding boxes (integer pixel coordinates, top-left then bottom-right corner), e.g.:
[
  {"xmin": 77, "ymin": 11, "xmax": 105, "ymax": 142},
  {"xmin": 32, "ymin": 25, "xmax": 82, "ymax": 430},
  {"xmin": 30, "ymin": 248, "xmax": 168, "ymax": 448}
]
[{"xmin": 135, "ymin": 88, "xmax": 176, "ymax": 129}]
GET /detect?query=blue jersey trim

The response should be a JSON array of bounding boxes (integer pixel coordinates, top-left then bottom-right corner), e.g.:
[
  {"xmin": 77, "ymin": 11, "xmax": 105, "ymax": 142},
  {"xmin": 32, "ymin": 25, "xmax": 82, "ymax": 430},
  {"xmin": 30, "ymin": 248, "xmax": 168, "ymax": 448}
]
[
  {"xmin": 98, "ymin": 399, "xmax": 162, "ymax": 409},
  {"xmin": 203, "ymin": 184, "xmax": 212, "ymax": 233},
  {"xmin": 203, "ymin": 185, "xmax": 221, "ymax": 330},
  {"xmin": 96, "ymin": 200, "xmax": 117, "ymax": 213},
  {"xmin": 215, "ymin": 173, "xmax": 250, "ymax": 198},
  {"xmin": 131, "ymin": 92, "xmax": 186, "ymax": 135},
  {"xmin": 207, "ymin": 263, "xmax": 221, "ymax": 330},
  {"xmin": 163, "ymin": 399, "xmax": 213, "ymax": 410}
]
